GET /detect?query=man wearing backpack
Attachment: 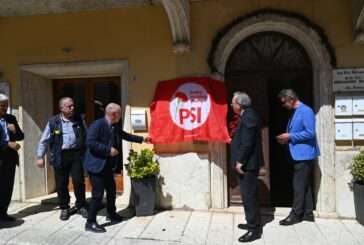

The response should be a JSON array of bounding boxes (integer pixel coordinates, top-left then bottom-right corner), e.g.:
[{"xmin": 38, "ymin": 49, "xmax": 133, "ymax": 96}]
[{"xmin": 36, "ymin": 97, "xmax": 88, "ymax": 220}]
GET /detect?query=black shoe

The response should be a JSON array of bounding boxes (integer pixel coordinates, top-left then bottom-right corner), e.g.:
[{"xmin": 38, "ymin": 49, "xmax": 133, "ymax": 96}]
[
  {"xmin": 77, "ymin": 207, "xmax": 89, "ymax": 219},
  {"xmin": 279, "ymin": 215, "xmax": 301, "ymax": 226},
  {"xmin": 302, "ymin": 213, "xmax": 315, "ymax": 222},
  {"xmin": 60, "ymin": 209, "xmax": 71, "ymax": 221},
  {"xmin": 237, "ymin": 223, "xmax": 248, "ymax": 230},
  {"xmin": 85, "ymin": 221, "xmax": 106, "ymax": 233},
  {"xmin": 106, "ymin": 213, "xmax": 123, "ymax": 222},
  {"xmin": 0, "ymin": 214, "xmax": 16, "ymax": 222},
  {"xmin": 238, "ymin": 230, "xmax": 262, "ymax": 243}
]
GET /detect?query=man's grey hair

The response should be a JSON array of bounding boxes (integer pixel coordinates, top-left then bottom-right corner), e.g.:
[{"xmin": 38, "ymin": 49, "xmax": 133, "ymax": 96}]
[
  {"xmin": 105, "ymin": 103, "xmax": 121, "ymax": 114},
  {"xmin": 278, "ymin": 89, "xmax": 299, "ymax": 100},
  {"xmin": 233, "ymin": 92, "xmax": 251, "ymax": 108},
  {"xmin": 59, "ymin": 97, "xmax": 73, "ymax": 108},
  {"xmin": 0, "ymin": 94, "xmax": 9, "ymax": 102}
]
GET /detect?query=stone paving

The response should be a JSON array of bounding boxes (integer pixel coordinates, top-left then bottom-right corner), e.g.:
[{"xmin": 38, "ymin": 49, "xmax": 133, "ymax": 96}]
[{"xmin": 0, "ymin": 201, "xmax": 364, "ymax": 245}]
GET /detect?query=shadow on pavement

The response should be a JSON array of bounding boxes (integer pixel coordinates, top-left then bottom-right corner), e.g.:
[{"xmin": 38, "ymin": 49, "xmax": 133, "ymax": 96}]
[{"xmin": 0, "ymin": 219, "xmax": 25, "ymax": 229}]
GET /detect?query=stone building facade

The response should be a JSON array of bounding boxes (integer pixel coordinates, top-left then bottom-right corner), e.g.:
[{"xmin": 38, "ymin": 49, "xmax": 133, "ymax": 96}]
[{"xmin": 0, "ymin": 0, "xmax": 363, "ymax": 218}]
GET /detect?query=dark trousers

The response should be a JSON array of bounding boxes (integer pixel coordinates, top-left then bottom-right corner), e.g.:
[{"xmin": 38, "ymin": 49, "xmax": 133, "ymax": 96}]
[
  {"xmin": 289, "ymin": 157, "xmax": 313, "ymax": 217},
  {"xmin": 87, "ymin": 160, "xmax": 116, "ymax": 223},
  {"xmin": 54, "ymin": 149, "xmax": 86, "ymax": 210},
  {"xmin": 237, "ymin": 170, "xmax": 261, "ymax": 232},
  {"xmin": 0, "ymin": 149, "xmax": 17, "ymax": 215}
]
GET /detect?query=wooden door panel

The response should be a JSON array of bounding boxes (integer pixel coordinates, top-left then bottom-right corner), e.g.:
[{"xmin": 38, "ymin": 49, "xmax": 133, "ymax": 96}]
[
  {"xmin": 226, "ymin": 75, "xmax": 270, "ymax": 205},
  {"xmin": 53, "ymin": 77, "xmax": 123, "ymax": 193}
]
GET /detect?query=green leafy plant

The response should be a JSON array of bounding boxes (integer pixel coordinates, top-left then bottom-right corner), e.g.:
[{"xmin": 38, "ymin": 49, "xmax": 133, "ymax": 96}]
[
  {"xmin": 349, "ymin": 151, "xmax": 364, "ymax": 184},
  {"xmin": 125, "ymin": 149, "xmax": 160, "ymax": 179}
]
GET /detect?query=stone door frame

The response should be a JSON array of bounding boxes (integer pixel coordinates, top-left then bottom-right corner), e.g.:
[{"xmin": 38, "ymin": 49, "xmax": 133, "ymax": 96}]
[
  {"xmin": 209, "ymin": 13, "xmax": 336, "ymax": 214},
  {"xmin": 17, "ymin": 60, "xmax": 133, "ymax": 205}
]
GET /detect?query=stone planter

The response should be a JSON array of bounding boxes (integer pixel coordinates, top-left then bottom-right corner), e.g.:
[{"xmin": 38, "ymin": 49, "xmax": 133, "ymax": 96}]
[
  {"xmin": 131, "ymin": 177, "xmax": 156, "ymax": 216},
  {"xmin": 353, "ymin": 181, "xmax": 364, "ymax": 226}
]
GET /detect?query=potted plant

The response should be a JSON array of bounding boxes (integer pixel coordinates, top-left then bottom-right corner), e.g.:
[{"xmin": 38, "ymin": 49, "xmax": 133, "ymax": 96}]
[
  {"xmin": 349, "ymin": 150, "xmax": 364, "ymax": 226},
  {"xmin": 125, "ymin": 149, "xmax": 160, "ymax": 216}
]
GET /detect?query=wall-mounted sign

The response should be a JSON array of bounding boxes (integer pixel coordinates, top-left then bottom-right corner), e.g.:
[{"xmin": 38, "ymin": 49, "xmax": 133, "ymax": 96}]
[{"xmin": 333, "ymin": 68, "xmax": 364, "ymax": 92}]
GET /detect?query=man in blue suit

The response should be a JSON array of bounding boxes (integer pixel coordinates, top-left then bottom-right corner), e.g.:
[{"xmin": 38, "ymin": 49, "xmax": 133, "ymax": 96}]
[
  {"xmin": 83, "ymin": 103, "xmax": 151, "ymax": 233},
  {"xmin": 276, "ymin": 89, "xmax": 320, "ymax": 226}
]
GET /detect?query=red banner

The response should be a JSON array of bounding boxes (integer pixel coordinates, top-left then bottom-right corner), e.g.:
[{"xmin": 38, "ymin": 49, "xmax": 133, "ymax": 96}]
[{"xmin": 150, "ymin": 77, "xmax": 231, "ymax": 143}]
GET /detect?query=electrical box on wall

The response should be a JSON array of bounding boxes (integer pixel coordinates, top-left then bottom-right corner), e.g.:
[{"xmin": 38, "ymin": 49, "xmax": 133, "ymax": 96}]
[
  {"xmin": 335, "ymin": 95, "xmax": 352, "ymax": 116},
  {"xmin": 131, "ymin": 109, "xmax": 147, "ymax": 130},
  {"xmin": 353, "ymin": 95, "xmax": 364, "ymax": 115},
  {"xmin": 335, "ymin": 119, "xmax": 352, "ymax": 140},
  {"xmin": 353, "ymin": 118, "xmax": 364, "ymax": 140}
]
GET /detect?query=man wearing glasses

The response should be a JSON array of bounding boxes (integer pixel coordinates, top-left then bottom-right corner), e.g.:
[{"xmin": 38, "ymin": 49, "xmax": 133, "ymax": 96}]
[
  {"xmin": 276, "ymin": 89, "xmax": 320, "ymax": 225},
  {"xmin": 230, "ymin": 92, "xmax": 264, "ymax": 243}
]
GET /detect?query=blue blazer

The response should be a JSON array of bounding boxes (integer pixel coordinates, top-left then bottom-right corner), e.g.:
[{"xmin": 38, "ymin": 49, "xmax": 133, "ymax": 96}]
[
  {"xmin": 287, "ymin": 102, "xmax": 320, "ymax": 161},
  {"xmin": 83, "ymin": 118, "xmax": 144, "ymax": 173}
]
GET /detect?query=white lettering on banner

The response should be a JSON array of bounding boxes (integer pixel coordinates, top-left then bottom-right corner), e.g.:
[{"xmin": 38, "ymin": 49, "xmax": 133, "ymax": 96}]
[
  {"xmin": 169, "ymin": 82, "xmax": 211, "ymax": 130},
  {"xmin": 333, "ymin": 68, "xmax": 364, "ymax": 92}
]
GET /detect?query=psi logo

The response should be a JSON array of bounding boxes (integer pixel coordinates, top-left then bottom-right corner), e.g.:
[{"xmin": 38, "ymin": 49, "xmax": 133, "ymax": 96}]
[{"xmin": 170, "ymin": 82, "xmax": 211, "ymax": 130}]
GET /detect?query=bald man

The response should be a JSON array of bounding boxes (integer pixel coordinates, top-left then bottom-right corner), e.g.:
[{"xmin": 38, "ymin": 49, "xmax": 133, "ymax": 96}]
[{"xmin": 83, "ymin": 103, "xmax": 151, "ymax": 233}]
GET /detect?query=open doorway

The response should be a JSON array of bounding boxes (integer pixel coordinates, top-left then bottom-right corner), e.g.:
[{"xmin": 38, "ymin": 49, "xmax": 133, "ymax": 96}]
[
  {"xmin": 53, "ymin": 76, "xmax": 123, "ymax": 192},
  {"xmin": 225, "ymin": 31, "xmax": 313, "ymax": 207}
]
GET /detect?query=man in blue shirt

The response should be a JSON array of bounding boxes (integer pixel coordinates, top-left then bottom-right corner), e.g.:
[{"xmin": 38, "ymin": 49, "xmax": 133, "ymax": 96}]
[
  {"xmin": 276, "ymin": 89, "xmax": 320, "ymax": 225},
  {"xmin": 36, "ymin": 97, "xmax": 88, "ymax": 221},
  {"xmin": 0, "ymin": 94, "xmax": 24, "ymax": 222}
]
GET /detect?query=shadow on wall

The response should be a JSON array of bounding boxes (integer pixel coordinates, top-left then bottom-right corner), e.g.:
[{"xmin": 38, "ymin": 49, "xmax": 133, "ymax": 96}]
[
  {"xmin": 313, "ymin": 159, "xmax": 321, "ymax": 211},
  {"xmin": 155, "ymin": 175, "xmax": 173, "ymax": 210}
]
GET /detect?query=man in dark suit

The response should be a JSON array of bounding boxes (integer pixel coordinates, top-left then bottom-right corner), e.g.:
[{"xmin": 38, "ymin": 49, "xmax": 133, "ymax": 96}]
[
  {"xmin": 276, "ymin": 89, "xmax": 320, "ymax": 225},
  {"xmin": 83, "ymin": 103, "xmax": 151, "ymax": 233},
  {"xmin": 0, "ymin": 94, "xmax": 24, "ymax": 222},
  {"xmin": 230, "ymin": 92, "xmax": 264, "ymax": 243}
]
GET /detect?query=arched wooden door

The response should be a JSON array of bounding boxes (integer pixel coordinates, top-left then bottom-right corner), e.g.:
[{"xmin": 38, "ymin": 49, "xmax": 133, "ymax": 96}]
[{"xmin": 225, "ymin": 32, "xmax": 313, "ymax": 206}]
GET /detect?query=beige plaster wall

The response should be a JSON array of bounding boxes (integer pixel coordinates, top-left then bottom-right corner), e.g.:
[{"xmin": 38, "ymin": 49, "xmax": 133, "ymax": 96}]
[
  {"xmin": 0, "ymin": 0, "xmax": 362, "ymax": 108},
  {"xmin": 0, "ymin": 0, "xmax": 363, "ymax": 210}
]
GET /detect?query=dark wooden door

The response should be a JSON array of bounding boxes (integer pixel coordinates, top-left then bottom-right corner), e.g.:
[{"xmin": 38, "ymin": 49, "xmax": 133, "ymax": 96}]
[
  {"xmin": 53, "ymin": 77, "xmax": 123, "ymax": 192},
  {"xmin": 225, "ymin": 31, "xmax": 313, "ymax": 206},
  {"xmin": 226, "ymin": 75, "xmax": 270, "ymax": 205}
]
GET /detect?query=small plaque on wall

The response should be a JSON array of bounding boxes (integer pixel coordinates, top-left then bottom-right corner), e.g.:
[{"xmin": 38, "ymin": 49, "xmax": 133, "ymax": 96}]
[{"xmin": 333, "ymin": 68, "xmax": 364, "ymax": 92}]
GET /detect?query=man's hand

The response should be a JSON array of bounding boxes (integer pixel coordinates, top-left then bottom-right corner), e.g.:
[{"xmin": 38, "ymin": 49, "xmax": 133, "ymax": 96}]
[
  {"xmin": 110, "ymin": 147, "xmax": 119, "ymax": 157},
  {"xmin": 143, "ymin": 137, "xmax": 152, "ymax": 144},
  {"xmin": 7, "ymin": 124, "xmax": 16, "ymax": 134},
  {"xmin": 276, "ymin": 133, "xmax": 291, "ymax": 145},
  {"xmin": 236, "ymin": 162, "xmax": 244, "ymax": 175},
  {"xmin": 8, "ymin": 142, "xmax": 20, "ymax": 151},
  {"xmin": 36, "ymin": 158, "xmax": 45, "ymax": 168}
]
